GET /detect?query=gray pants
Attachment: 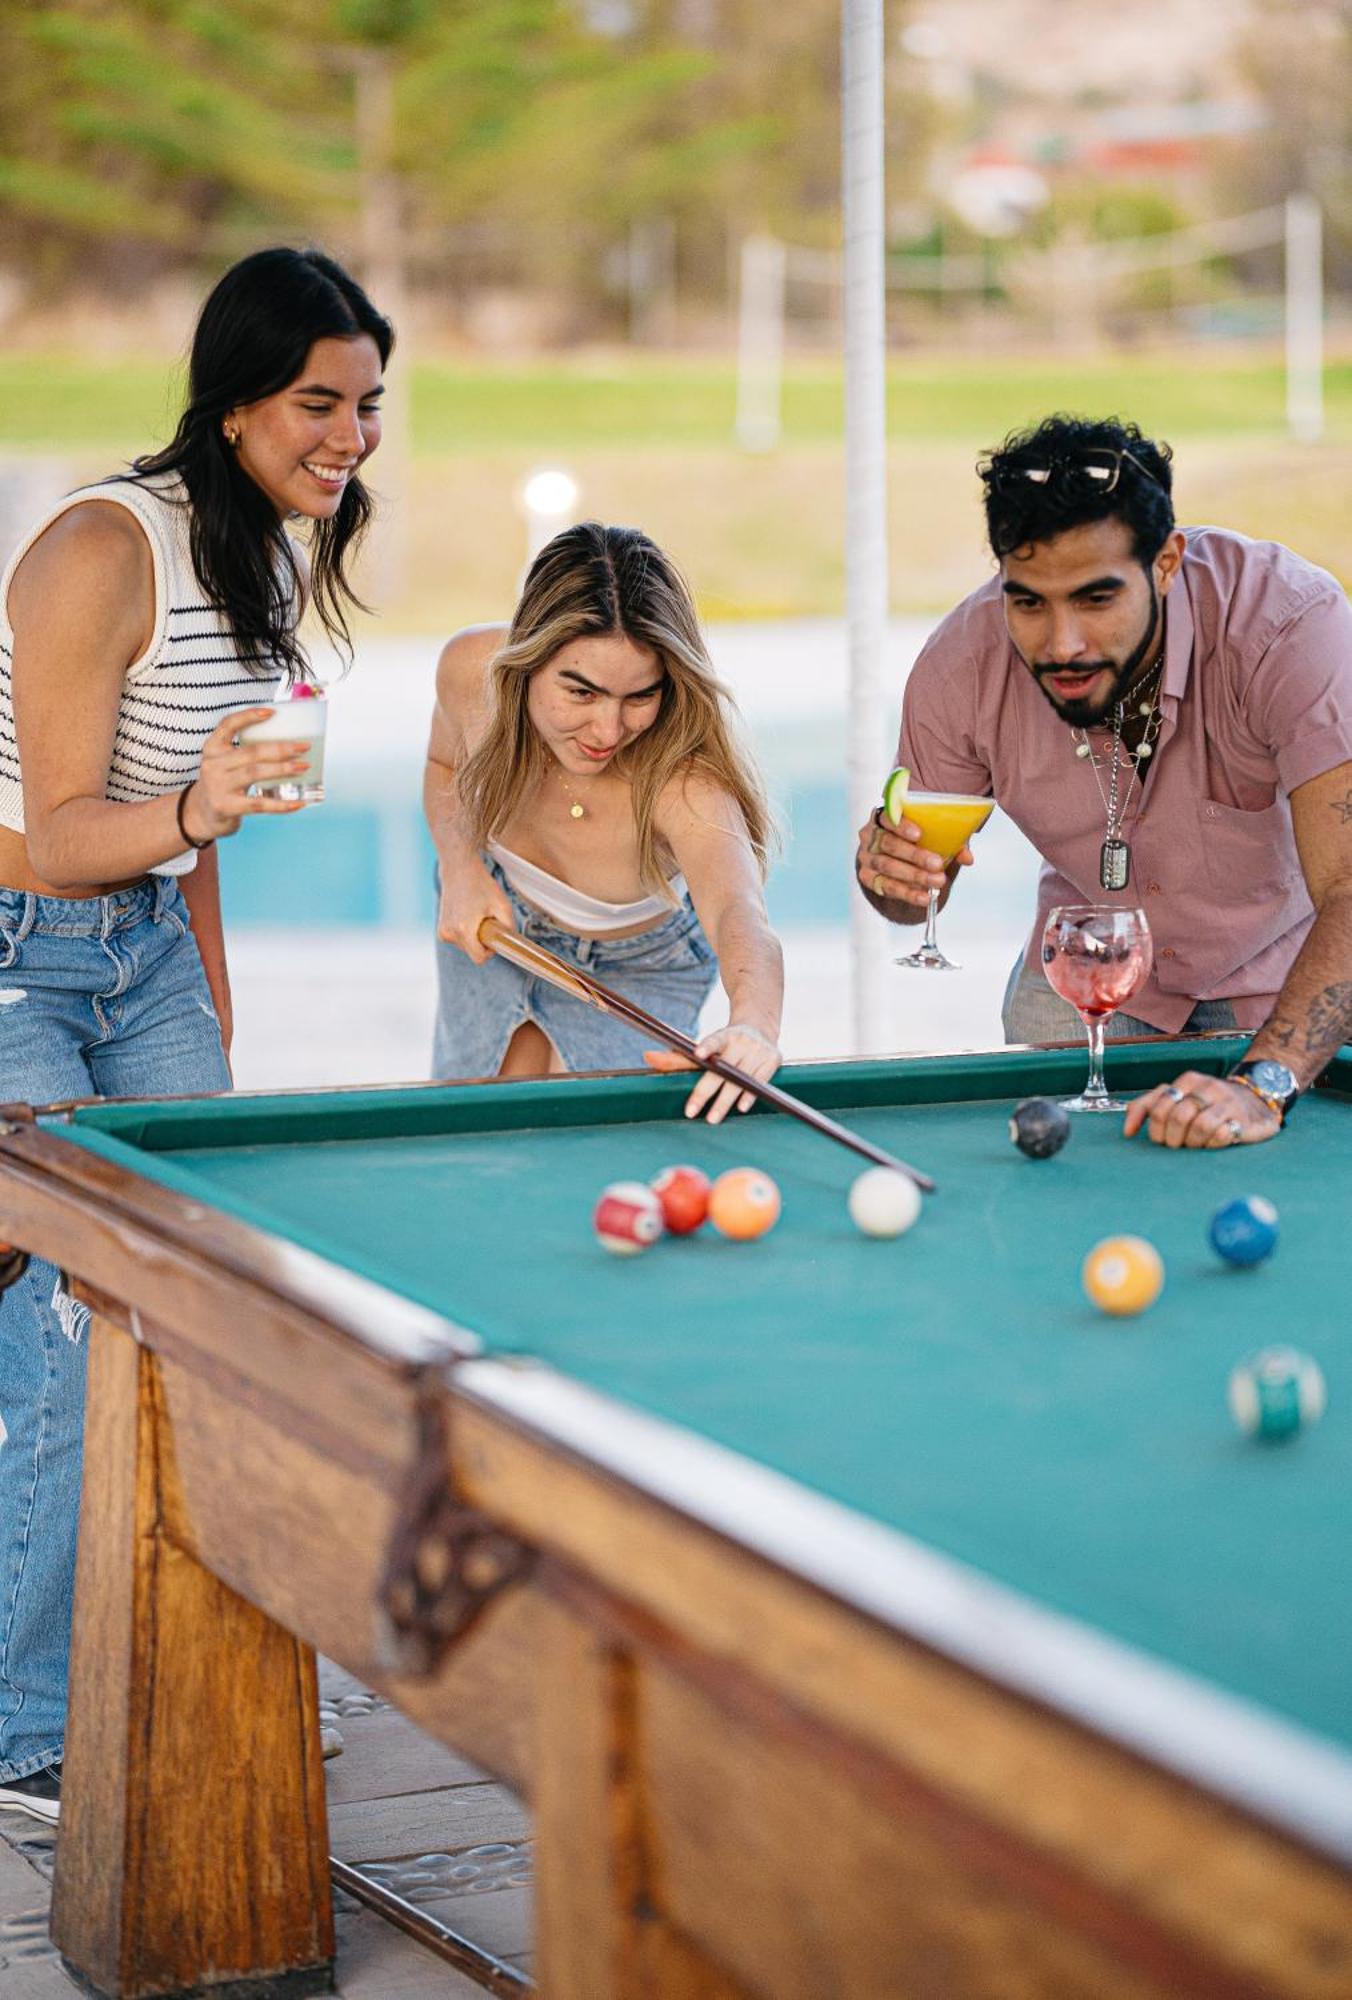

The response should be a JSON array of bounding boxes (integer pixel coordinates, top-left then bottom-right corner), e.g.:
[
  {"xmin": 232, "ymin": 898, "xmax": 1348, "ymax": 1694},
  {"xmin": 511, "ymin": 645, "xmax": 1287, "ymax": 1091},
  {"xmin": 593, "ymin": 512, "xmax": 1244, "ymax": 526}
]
[{"xmin": 1001, "ymin": 953, "xmax": 1237, "ymax": 1045}]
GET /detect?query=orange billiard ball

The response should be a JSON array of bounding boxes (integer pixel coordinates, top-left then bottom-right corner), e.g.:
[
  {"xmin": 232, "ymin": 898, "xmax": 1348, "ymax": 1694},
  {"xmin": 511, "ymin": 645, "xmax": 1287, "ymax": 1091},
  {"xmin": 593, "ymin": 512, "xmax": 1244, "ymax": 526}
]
[
  {"xmin": 650, "ymin": 1164, "xmax": 712, "ymax": 1235},
  {"xmin": 707, "ymin": 1167, "xmax": 781, "ymax": 1241}
]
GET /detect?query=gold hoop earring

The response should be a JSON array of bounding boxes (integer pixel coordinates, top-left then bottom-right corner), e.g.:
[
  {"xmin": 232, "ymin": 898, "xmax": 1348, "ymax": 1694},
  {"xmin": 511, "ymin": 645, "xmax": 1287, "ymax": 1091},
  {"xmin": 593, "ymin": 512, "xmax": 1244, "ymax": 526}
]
[{"xmin": 223, "ymin": 426, "xmax": 240, "ymax": 448}]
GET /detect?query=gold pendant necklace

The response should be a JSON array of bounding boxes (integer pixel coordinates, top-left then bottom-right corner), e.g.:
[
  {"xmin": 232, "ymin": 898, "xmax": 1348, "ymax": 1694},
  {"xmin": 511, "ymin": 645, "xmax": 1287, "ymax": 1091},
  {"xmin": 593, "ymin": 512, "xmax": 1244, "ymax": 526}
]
[{"xmin": 556, "ymin": 765, "xmax": 589, "ymax": 819}]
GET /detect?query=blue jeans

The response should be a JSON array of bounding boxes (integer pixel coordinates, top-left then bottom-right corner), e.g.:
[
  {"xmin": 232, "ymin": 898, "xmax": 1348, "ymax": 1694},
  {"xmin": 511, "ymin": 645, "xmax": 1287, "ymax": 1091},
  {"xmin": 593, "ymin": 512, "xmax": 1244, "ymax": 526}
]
[
  {"xmin": 0, "ymin": 876, "xmax": 229, "ymax": 1780},
  {"xmin": 1001, "ymin": 953, "xmax": 1238, "ymax": 1044},
  {"xmin": 432, "ymin": 859, "xmax": 718, "ymax": 1078}
]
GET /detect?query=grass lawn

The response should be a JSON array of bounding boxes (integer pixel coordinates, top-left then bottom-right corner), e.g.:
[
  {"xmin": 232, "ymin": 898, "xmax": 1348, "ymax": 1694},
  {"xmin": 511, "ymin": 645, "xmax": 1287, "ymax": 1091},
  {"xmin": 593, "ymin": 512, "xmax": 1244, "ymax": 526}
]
[
  {"xmin": 3, "ymin": 345, "xmax": 1350, "ymax": 622},
  {"xmin": 4, "ymin": 346, "xmax": 1352, "ymax": 450}
]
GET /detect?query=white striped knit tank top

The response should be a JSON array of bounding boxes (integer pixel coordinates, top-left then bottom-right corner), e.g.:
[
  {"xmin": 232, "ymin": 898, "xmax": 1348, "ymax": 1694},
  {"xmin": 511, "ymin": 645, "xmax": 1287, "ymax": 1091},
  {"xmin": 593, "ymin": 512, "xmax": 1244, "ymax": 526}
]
[{"xmin": 0, "ymin": 472, "xmax": 289, "ymax": 875}]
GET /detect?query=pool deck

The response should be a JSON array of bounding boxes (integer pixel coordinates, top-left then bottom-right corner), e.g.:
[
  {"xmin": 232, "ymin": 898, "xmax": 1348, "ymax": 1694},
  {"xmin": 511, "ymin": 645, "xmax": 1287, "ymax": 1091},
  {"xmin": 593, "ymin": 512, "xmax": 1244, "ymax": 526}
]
[{"xmin": 0, "ymin": 1660, "xmax": 533, "ymax": 1998}]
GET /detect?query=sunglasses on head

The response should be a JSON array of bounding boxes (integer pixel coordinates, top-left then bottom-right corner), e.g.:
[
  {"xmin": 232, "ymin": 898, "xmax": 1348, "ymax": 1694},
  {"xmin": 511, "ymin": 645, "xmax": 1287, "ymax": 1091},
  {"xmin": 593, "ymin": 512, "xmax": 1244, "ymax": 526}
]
[{"xmin": 988, "ymin": 446, "xmax": 1162, "ymax": 498}]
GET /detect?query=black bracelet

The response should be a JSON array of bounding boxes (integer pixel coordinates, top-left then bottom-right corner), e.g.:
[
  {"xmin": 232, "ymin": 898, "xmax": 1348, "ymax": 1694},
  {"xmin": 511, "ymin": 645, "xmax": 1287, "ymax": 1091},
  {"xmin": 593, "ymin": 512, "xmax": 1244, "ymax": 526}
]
[{"xmin": 175, "ymin": 782, "xmax": 212, "ymax": 851}]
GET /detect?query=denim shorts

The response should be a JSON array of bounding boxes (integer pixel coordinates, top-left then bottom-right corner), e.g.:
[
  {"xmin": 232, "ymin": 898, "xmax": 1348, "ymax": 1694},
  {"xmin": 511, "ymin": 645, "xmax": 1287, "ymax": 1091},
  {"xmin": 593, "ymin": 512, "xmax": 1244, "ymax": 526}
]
[{"xmin": 432, "ymin": 857, "xmax": 718, "ymax": 1078}]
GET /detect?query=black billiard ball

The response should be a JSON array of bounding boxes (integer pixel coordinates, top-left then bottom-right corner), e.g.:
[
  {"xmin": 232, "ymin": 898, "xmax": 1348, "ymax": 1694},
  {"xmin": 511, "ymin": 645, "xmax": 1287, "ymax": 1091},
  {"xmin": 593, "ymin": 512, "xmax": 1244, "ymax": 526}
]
[{"xmin": 1009, "ymin": 1096, "xmax": 1071, "ymax": 1160}]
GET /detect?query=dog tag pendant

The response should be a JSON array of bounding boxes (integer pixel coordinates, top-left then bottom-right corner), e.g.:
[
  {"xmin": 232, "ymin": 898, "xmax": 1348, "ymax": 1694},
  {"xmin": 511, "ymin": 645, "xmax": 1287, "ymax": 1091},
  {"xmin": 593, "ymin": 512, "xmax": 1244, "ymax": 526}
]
[{"xmin": 1100, "ymin": 838, "xmax": 1131, "ymax": 891}]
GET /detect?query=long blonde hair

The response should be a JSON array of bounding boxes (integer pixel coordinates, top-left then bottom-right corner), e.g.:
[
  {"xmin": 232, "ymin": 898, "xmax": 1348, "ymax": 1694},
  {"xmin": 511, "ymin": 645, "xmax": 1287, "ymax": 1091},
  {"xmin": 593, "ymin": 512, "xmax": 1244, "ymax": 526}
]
[{"xmin": 460, "ymin": 523, "xmax": 773, "ymax": 893}]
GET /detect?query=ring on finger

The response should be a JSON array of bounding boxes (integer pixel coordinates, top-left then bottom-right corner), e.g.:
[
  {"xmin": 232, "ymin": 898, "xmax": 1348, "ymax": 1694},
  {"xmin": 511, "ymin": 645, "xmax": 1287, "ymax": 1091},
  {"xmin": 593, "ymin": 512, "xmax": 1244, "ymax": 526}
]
[
  {"xmin": 1225, "ymin": 1118, "xmax": 1243, "ymax": 1142},
  {"xmin": 1162, "ymin": 1086, "xmax": 1185, "ymax": 1102}
]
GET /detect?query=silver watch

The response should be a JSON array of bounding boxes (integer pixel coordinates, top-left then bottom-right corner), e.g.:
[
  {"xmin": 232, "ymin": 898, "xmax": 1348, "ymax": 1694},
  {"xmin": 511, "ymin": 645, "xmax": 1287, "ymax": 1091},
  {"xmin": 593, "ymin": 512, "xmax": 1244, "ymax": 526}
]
[{"xmin": 1228, "ymin": 1058, "xmax": 1300, "ymax": 1121}]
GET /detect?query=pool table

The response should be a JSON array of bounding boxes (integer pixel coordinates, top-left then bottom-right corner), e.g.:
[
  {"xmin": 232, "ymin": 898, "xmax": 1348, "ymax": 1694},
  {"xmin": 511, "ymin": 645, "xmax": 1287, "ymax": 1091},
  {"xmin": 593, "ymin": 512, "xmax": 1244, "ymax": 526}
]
[{"xmin": 0, "ymin": 1038, "xmax": 1349, "ymax": 2000}]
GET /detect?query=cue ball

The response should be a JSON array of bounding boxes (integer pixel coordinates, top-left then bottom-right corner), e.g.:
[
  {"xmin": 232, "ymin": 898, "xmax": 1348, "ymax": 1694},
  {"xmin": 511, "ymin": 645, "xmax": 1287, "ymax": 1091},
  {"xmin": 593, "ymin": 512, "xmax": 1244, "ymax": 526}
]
[
  {"xmin": 847, "ymin": 1167, "xmax": 921, "ymax": 1239},
  {"xmin": 650, "ymin": 1164, "xmax": 712, "ymax": 1235},
  {"xmin": 1009, "ymin": 1096, "xmax": 1071, "ymax": 1160},
  {"xmin": 1082, "ymin": 1235, "xmax": 1164, "ymax": 1316},
  {"xmin": 707, "ymin": 1167, "xmax": 780, "ymax": 1240},
  {"xmin": 1228, "ymin": 1347, "xmax": 1326, "ymax": 1441},
  {"xmin": 593, "ymin": 1181, "xmax": 665, "ymax": 1255},
  {"xmin": 1209, "ymin": 1195, "xmax": 1279, "ymax": 1267}
]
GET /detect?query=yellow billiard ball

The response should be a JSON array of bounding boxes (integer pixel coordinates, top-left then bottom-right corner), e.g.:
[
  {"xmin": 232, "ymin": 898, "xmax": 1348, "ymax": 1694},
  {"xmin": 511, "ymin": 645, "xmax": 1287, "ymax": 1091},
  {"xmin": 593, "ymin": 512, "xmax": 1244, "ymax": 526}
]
[{"xmin": 1082, "ymin": 1235, "xmax": 1164, "ymax": 1316}]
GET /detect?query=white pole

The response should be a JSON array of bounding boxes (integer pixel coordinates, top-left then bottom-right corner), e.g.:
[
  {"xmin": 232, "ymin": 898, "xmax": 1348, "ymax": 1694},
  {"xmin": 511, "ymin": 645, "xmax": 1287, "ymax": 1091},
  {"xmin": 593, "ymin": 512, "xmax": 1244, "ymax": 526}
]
[
  {"xmin": 735, "ymin": 233, "xmax": 787, "ymax": 451},
  {"xmin": 1285, "ymin": 193, "xmax": 1323, "ymax": 444},
  {"xmin": 842, "ymin": 0, "xmax": 891, "ymax": 1053},
  {"xmin": 353, "ymin": 48, "xmax": 410, "ymax": 606}
]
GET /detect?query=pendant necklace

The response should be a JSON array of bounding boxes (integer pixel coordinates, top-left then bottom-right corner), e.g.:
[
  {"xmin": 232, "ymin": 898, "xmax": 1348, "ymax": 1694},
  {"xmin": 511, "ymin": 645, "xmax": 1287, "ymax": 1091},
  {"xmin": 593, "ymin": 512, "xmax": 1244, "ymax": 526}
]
[
  {"xmin": 556, "ymin": 764, "xmax": 592, "ymax": 819},
  {"xmin": 1072, "ymin": 656, "xmax": 1164, "ymax": 892}
]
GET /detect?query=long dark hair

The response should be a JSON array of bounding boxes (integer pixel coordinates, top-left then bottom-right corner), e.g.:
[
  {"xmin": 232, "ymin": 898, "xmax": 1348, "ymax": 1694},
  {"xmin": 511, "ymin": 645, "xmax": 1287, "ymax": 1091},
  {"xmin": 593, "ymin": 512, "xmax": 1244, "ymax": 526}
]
[{"xmin": 133, "ymin": 247, "xmax": 394, "ymax": 680}]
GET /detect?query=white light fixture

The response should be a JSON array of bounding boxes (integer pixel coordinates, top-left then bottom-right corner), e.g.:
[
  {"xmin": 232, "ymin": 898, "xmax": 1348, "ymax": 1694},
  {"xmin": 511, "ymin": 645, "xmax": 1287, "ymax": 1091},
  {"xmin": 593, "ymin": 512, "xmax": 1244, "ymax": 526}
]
[{"xmin": 520, "ymin": 468, "xmax": 580, "ymax": 563}]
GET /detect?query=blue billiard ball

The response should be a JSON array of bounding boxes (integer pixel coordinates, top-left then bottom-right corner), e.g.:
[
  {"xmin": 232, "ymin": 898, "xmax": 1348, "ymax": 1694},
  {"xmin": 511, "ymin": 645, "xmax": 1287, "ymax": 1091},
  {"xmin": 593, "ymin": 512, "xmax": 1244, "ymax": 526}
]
[{"xmin": 1208, "ymin": 1195, "xmax": 1279, "ymax": 1267}]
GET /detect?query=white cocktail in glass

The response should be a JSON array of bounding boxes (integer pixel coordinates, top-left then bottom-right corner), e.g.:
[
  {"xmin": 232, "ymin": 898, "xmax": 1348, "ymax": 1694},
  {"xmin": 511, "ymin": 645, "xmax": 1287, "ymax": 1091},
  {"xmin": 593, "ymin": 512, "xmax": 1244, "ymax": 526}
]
[{"xmin": 241, "ymin": 688, "xmax": 327, "ymax": 803}]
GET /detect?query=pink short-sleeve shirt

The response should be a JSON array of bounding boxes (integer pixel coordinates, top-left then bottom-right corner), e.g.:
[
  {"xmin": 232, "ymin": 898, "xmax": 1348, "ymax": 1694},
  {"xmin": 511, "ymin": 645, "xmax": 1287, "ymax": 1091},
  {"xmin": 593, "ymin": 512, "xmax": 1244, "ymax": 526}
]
[{"xmin": 898, "ymin": 527, "xmax": 1352, "ymax": 1031}]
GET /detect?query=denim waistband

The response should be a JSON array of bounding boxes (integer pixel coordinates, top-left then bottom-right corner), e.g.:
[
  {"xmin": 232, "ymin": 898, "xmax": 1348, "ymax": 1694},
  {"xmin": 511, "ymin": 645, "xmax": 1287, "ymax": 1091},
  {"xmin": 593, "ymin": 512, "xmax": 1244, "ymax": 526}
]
[{"xmin": 0, "ymin": 875, "xmax": 178, "ymax": 940}]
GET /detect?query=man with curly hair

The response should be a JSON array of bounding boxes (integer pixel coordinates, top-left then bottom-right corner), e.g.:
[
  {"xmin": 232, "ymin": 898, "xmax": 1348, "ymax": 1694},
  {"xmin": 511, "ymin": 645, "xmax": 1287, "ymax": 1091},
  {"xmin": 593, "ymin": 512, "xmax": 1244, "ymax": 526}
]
[{"xmin": 855, "ymin": 414, "xmax": 1352, "ymax": 1150}]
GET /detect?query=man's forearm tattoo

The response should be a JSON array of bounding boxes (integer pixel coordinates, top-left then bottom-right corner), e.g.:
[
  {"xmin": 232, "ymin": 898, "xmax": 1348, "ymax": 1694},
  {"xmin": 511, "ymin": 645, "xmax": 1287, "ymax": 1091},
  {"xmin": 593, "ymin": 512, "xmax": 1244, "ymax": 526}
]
[
  {"xmin": 1331, "ymin": 789, "xmax": 1352, "ymax": 826},
  {"xmin": 1305, "ymin": 981, "xmax": 1352, "ymax": 1065}
]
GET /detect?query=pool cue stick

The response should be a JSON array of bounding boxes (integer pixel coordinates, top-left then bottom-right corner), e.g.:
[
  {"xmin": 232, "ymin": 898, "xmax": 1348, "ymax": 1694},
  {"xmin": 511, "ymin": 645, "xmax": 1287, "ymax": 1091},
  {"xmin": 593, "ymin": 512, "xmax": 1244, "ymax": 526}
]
[{"xmin": 478, "ymin": 918, "xmax": 936, "ymax": 1192}]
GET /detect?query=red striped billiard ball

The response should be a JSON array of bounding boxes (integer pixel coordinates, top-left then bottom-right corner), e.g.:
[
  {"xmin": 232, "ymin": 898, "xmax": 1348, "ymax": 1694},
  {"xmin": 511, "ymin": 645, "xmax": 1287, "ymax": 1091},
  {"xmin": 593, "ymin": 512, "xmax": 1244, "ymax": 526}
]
[{"xmin": 593, "ymin": 1182, "xmax": 665, "ymax": 1256}]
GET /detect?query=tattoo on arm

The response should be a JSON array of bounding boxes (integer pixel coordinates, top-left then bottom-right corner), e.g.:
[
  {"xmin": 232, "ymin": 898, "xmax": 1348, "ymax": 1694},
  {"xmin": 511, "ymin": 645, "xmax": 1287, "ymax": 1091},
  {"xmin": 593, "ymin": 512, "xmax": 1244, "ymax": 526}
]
[
  {"xmin": 1330, "ymin": 789, "xmax": 1352, "ymax": 826},
  {"xmin": 1304, "ymin": 981, "xmax": 1352, "ymax": 1064},
  {"xmin": 1265, "ymin": 1016, "xmax": 1297, "ymax": 1049}
]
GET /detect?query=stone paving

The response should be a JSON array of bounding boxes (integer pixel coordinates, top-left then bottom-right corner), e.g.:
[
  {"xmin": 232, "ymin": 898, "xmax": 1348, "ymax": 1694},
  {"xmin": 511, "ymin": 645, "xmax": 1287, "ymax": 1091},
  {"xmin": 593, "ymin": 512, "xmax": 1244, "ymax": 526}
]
[{"xmin": 0, "ymin": 1660, "xmax": 532, "ymax": 1999}]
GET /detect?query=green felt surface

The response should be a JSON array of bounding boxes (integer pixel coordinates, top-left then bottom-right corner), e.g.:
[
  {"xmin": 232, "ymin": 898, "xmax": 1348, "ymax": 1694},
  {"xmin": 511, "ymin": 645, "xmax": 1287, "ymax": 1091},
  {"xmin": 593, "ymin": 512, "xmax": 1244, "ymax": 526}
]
[{"xmin": 58, "ymin": 1047, "xmax": 1352, "ymax": 1749}]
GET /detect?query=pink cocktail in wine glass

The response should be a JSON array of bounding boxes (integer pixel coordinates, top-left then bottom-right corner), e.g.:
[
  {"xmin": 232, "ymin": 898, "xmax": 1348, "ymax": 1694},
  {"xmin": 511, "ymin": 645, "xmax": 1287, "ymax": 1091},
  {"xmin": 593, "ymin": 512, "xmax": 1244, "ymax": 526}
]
[{"xmin": 1041, "ymin": 904, "xmax": 1153, "ymax": 1112}]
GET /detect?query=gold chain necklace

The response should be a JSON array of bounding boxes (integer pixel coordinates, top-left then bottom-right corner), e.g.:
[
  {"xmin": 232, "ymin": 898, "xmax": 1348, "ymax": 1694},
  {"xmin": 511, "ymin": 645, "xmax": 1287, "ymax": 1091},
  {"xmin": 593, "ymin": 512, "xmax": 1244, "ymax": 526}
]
[{"xmin": 555, "ymin": 763, "xmax": 595, "ymax": 820}]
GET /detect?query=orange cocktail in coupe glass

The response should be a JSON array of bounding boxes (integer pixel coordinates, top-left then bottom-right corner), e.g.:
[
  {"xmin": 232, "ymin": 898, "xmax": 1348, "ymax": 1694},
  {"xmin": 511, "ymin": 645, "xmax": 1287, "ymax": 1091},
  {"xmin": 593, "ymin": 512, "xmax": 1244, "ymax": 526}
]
[
  {"xmin": 1041, "ymin": 903, "xmax": 1154, "ymax": 1111},
  {"xmin": 894, "ymin": 791, "xmax": 995, "ymax": 971}
]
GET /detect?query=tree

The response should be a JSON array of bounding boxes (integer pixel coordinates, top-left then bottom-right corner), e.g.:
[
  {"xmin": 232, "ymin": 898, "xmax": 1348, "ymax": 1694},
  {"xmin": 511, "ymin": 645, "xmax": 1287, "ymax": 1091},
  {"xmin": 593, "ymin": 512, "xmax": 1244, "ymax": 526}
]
[
  {"xmin": 0, "ymin": 0, "xmax": 347, "ymax": 294},
  {"xmin": 1216, "ymin": 0, "xmax": 1352, "ymax": 287}
]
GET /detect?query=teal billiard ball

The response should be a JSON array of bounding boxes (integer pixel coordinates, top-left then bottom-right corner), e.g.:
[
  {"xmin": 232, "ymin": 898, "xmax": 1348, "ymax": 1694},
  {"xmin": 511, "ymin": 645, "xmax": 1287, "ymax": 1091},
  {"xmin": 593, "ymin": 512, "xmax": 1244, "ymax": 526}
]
[
  {"xmin": 1009, "ymin": 1097, "xmax": 1071, "ymax": 1159},
  {"xmin": 1228, "ymin": 1347, "xmax": 1326, "ymax": 1441},
  {"xmin": 1209, "ymin": 1195, "xmax": 1279, "ymax": 1267}
]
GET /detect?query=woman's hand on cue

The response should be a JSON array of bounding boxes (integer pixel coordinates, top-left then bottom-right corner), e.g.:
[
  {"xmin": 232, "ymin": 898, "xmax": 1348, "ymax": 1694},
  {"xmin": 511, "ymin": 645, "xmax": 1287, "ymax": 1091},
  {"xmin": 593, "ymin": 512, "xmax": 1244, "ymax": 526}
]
[
  {"xmin": 437, "ymin": 857, "xmax": 516, "ymax": 964},
  {"xmin": 855, "ymin": 806, "xmax": 973, "ymax": 908},
  {"xmin": 644, "ymin": 1022, "xmax": 782, "ymax": 1124},
  {"xmin": 183, "ymin": 709, "xmax": 311, "ymax": 842}
]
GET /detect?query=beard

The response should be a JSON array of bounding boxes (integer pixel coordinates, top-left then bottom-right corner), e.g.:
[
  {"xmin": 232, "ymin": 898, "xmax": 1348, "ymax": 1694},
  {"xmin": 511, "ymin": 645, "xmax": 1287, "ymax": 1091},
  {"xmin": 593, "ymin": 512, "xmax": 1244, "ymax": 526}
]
[{"xmin": 1030, "ymin": 585, "xmax": 1161, "ymax": 728}]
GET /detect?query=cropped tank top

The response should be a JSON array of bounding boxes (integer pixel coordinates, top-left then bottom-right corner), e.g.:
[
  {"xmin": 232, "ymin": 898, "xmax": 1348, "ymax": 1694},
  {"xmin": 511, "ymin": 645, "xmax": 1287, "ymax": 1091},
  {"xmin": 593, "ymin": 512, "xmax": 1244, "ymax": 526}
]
[
  {"xmin": 487, "ymin": 840, "xmax": 687, "ymax": 934},
  {"xmin": 0, "ymin": 473, "xmax": 289, "ymax": 875}
]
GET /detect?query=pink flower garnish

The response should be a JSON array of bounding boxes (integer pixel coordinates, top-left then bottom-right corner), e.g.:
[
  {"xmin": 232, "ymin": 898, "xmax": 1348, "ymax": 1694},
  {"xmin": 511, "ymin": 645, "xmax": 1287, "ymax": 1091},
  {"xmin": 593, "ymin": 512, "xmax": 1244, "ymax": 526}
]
[{"xmin": 291, "ymin": 683, "xmax": 323, "ymax": 700}]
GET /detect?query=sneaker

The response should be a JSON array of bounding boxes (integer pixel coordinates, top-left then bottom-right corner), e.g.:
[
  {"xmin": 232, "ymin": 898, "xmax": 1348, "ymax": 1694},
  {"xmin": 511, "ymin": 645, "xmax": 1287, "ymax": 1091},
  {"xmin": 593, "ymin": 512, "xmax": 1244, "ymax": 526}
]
[{"xmin": 0, "ymin": 1763, "xmax": 61, "ymax": 1826}]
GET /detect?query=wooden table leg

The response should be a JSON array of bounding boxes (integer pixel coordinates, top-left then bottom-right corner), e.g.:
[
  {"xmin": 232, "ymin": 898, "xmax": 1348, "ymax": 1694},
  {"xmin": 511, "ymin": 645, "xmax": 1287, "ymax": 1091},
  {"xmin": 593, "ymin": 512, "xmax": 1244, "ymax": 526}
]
[
  {"xmin": 50, "ymin": 1313, "xmax": 334, "ymax": 1999},
  {"xmin": 532, "ymin": 1592, "xmax": 750, "ymax": 2000}
]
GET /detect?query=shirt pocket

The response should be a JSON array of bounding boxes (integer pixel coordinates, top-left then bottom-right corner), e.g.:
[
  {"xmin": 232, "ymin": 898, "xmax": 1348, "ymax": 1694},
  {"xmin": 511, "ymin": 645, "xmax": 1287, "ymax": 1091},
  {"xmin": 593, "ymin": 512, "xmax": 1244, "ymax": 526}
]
[{"xmin": 1196, "ymin": 797, "xmax": 1301, "ymax": 898}]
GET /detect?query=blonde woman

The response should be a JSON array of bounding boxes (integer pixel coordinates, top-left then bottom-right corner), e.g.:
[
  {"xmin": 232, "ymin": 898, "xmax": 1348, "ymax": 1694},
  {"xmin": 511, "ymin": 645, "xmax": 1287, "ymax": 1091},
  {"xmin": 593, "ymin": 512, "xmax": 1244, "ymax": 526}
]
[{"xmin": 424, "ymin": 523, "xmax": 783, "ymax": 1122}]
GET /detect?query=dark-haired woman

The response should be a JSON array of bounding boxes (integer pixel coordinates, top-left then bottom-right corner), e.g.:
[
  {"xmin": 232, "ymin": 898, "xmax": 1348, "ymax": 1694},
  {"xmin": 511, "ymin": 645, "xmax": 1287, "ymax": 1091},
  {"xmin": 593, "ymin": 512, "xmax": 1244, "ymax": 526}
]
[
  {"xmin": 425, "ymin": 523, "xmax": 784, "ymax": 1122},
  {"xmin": 0, "ymin": 246, "xmax": 392, "ymax": 1823}
]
